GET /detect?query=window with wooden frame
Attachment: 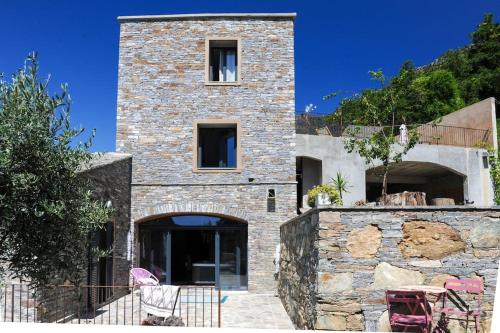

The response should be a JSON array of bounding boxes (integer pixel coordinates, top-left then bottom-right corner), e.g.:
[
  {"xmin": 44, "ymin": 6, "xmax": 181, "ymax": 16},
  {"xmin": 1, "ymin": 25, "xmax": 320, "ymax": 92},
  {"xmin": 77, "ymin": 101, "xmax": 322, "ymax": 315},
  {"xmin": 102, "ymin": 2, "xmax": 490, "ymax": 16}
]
[
  {"xmin": 205, "ymin": 38, "xmax": 241, "ymax": 85},
  {"xmin": 193, "ymin": 120, "xmax": 241, "ymax": 172}
]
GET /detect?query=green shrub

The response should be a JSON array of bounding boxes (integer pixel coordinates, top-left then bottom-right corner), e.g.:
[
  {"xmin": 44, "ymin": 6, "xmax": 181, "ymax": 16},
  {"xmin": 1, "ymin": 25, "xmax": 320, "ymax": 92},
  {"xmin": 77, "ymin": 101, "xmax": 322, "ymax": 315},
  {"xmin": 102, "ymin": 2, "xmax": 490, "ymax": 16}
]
[{"xmin": 307, "ymin": 184, "xmax": 342, "ymax": 207}]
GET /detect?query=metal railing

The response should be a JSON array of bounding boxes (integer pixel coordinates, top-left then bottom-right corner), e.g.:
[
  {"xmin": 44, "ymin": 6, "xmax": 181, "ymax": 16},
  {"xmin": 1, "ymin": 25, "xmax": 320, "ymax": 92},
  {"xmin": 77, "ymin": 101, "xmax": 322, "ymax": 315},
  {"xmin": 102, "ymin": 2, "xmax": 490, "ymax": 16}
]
[
  {"xmin": 295, "ymin": 114, "xmax": 492, "ymax": 148},
  {"xmin": 1, "ymin": 283, "xmax": 221, "ymax": 327}
]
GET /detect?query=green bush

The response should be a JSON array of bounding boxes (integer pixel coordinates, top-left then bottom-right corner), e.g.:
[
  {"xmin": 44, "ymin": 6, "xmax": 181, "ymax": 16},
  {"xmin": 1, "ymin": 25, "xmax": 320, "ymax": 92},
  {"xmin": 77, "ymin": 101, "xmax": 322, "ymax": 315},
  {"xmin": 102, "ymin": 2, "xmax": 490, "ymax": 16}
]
[{"xmin": 307, "ymin": 184, "xmax": 342, "ymax": 207}]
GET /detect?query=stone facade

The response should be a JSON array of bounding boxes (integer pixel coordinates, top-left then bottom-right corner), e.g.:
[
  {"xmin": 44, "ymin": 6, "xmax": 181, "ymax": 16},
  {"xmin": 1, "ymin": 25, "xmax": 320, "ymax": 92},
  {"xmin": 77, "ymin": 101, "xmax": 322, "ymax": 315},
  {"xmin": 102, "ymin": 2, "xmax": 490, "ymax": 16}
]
[
  {"xmin": 279, "ymin": 207, "xmax": 500, "ymax": 332},
  {"xmin": 82, "ymin": 153, "xmax": 133, "ymax": 288},
  {"xmin": 116, "ymin": 14, "xmax": 296, "ymax": 292}
]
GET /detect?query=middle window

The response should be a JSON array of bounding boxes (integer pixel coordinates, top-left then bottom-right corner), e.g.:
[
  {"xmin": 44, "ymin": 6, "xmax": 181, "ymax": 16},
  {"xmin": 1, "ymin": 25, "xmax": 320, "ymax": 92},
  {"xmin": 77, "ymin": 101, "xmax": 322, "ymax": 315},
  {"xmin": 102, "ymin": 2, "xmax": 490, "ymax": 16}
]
[{"xmin": 197, "ymin": 123, "xmax": 238, "ymax": 169}]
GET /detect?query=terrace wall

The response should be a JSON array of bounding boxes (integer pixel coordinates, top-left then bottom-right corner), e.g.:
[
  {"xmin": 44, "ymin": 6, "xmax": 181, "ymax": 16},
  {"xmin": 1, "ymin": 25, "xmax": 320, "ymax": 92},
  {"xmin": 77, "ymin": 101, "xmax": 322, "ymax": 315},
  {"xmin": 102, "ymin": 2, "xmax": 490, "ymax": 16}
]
[{"xmin": 279, "ymin": 207, "xmax": 500, "ymax": 332}]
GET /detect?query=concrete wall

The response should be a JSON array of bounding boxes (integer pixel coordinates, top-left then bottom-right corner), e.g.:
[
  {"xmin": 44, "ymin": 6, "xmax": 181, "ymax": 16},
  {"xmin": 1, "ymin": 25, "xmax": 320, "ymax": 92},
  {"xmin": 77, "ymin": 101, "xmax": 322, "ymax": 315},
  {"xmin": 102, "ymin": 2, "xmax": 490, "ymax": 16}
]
[
  {"xmin": 116, "ymin": 15, "xmax": 297, "ymax": 292},
  {"xmin": 296, "ymin": 135, "xmax": 365, "ymax": 206},
  {"xmin": 429, "ymin": 98, "xmax": 497, "ymax": 150},
  {"xmin": 279, "ymin": 207, "xmax": 500, "ymax": 332},
  {"xmin": 296, "ymin": 134, "xmax": 494, "ymax": 206}
]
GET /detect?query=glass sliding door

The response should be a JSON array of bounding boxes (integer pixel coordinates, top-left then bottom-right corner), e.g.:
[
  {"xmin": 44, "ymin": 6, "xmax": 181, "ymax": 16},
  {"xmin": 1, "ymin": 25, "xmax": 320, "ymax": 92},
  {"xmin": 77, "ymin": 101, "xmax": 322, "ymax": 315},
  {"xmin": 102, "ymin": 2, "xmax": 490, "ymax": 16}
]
[
  {"xmin": 139, "ymin": 230, "xmax": 170, "ymax": 283},
  {"xmin": 218, "ymin": 229, "xmax": 248, "ymax": 290},
  {"xmin": 138, "ymin": 214, "xmax": 247, "ymax": 290}
]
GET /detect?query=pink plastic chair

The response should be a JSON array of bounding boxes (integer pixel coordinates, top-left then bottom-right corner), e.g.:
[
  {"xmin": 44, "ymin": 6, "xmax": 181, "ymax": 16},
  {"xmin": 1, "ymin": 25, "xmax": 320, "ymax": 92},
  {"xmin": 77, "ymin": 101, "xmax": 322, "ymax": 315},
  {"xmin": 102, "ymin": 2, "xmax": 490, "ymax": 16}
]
[
  {"xmin": 442, "ymin": 278, "xmax": 482, "ymax": 333},
  {"xmin": 130, "ymin": 268, "xmax": 159, "ymax": 289},
  {"xmin": 386, "ymin": 290, "xmax": 432, "ymax": 333}
]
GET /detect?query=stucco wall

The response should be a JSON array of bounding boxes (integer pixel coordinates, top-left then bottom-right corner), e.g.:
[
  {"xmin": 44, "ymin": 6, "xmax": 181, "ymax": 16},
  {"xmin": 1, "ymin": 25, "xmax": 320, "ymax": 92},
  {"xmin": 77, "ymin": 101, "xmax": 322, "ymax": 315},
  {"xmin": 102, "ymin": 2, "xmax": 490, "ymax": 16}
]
[
  {"xmin": 116, "ymin": 16, "xmax": 297, "ymax": 292},
  {"xmin": 429, "ymin": 98, "xmax": 497, "ymax": 150},
  {"xmin": 279, "ymin": 207, "xmax": 500, "ymax": 332},
  {"xmin": 296, "ymin": 134, "xmax": 494, "ymax": 206}
]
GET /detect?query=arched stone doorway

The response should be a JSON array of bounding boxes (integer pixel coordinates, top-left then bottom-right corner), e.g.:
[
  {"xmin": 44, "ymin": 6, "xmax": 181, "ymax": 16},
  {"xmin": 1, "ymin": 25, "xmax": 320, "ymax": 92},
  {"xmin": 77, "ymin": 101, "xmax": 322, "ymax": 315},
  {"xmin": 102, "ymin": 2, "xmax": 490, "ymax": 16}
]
[
  {"xmin": 366, "ymin": 161, "xmax": 466, "ymax": 204},
  {"xmin": 137, "ymin": 213, "xmax": 248, "ymax": 290}
]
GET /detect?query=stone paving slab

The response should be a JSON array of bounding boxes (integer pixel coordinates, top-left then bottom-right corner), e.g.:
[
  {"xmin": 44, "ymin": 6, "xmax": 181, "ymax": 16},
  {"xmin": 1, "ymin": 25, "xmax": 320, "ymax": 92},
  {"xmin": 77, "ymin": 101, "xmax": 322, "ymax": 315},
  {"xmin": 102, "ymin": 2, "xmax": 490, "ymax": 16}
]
[
  {"xmin": 221, "ymin": 293, "xmax": 294, "ymax": 329},
  {"xmin": 1, "ymin": 287, "xmax": 295, "ymax": 329}
]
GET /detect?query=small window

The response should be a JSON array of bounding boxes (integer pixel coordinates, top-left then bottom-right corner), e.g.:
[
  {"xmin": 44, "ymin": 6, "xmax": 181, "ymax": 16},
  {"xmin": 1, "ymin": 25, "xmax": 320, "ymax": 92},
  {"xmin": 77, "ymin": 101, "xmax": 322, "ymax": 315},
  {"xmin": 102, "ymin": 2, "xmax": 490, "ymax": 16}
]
[
  {"xmin": 197, "ymin": 124, "xmax": 237, "ymax": 169},
  {"xmin": 267, "ymin": 189, "xmax": 276, "ymax": 213},
  {"xmin": 208, "ymin": 40, "xmax": 238, "ymax": 83},
  {"xmin": 483, "ymin": 154, "xmax": 489, "ymax": 169}
]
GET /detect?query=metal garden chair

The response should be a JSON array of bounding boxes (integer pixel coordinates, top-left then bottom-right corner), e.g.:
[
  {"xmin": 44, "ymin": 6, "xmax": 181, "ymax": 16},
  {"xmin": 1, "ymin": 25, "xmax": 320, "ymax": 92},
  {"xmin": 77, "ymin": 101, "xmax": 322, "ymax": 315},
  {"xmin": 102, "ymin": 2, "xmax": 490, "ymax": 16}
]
[
  {"xmin": 130, "ymin": 267, "xmax": 159, "ymax": 289},
  {"xmin": 441, "ymin": 278, "xmax": 482, "ymax": 333},
  {"xmin": 385, "ymin": 289, "xmax": 433, "ymax": 332}
]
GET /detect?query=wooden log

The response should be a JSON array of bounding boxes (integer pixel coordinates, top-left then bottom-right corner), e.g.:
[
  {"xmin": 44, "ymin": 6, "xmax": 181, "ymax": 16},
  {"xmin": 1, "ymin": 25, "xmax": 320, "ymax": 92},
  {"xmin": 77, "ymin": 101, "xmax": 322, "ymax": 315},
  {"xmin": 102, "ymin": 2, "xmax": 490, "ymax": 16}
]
[{"xmin": 431, "ymin": 198, "xmax": 455, "ymax": 206}]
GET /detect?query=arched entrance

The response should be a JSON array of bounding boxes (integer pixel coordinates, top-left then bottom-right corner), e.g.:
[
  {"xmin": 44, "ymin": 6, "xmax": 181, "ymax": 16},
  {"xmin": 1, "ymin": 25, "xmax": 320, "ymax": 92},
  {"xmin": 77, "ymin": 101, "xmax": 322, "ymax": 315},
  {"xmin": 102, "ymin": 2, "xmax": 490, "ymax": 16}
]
[
  {"xmin": 366, "ymin": 161, "xmax": 466, "ymax": 204},
  {"xmin": 138, "ymin": 214, "xmax": 248, "ymax": 290}
]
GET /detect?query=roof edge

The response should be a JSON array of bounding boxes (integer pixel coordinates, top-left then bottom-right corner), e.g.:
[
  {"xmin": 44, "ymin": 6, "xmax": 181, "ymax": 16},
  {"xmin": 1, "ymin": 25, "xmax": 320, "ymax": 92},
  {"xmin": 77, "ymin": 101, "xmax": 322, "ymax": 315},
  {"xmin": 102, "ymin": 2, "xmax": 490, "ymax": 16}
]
[{"xmin": 118, "ymin": 13, "xmax": 297, "ymax": 22}]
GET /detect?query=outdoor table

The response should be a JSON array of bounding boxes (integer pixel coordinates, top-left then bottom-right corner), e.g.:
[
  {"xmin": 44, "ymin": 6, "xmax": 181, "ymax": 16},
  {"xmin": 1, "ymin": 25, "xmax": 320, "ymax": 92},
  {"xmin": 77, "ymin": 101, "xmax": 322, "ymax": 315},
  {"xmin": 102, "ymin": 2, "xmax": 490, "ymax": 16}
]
[{"xmin": 398, "ymin": 285, "xmax": 447, "ymax": 308}]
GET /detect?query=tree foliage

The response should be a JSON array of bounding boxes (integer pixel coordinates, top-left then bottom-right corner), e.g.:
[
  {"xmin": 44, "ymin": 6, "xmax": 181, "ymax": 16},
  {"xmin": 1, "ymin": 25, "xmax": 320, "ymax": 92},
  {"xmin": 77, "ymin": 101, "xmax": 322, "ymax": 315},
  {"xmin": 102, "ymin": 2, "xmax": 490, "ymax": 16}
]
[
  {"xmin": 329, "ymin": 14, "xmax": 499, "ymax": 126},
  {"xmin": 343, "ymin": 71, "xmax": 419, "ymax": 202},
  {"xmin": 489, "ymin": 151, "xmax": 500, "ymax": 205},
  {"xmin": 0, "ymin": 54, "xmax": 110, "ymax": 289}
]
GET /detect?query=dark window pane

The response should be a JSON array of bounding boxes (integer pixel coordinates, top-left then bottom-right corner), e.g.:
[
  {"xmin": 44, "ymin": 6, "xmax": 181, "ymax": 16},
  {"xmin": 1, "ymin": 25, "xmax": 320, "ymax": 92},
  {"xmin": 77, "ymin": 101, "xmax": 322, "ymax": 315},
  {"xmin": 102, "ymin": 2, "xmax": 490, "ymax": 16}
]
[{"xmin": 198, "ymin": 126, "xmax": 237, "ymax": 168}]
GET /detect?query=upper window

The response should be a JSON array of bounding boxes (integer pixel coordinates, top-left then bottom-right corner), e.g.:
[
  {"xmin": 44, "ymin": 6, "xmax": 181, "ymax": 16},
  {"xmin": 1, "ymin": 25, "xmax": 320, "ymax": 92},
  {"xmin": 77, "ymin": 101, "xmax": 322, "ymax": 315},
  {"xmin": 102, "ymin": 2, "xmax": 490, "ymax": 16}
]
[
  {"xmin": 206, "ymin": 39, "xmax": 240, "ymax": 84},
  {"xmin": 194, "ymin": 121, "xmax": 241, "ymax": 171}
]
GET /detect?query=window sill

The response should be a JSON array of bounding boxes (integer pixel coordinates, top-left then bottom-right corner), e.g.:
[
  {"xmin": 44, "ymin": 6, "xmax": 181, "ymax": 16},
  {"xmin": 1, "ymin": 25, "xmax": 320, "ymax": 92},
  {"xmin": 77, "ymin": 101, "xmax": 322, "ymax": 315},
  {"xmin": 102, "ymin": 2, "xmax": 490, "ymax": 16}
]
[
  {"xmin": 205, "ymin": 81, "xmax": 241, "ymax": 86},
  {"xmin": 193, "ymin": 168, "xmax": 242, "ymax": 173}
]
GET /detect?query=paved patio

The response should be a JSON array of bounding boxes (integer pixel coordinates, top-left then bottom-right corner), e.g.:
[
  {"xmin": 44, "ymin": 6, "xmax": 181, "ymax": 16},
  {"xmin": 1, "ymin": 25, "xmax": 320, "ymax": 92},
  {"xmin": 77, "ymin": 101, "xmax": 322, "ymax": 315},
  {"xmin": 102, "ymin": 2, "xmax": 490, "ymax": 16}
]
[
  {"xmin": 1, "ymin": 286, "xmax": 295, "ymax": 329},
  {"xmin": 221, "ymin": 292, "xmax": 294, "ymax": 329}
]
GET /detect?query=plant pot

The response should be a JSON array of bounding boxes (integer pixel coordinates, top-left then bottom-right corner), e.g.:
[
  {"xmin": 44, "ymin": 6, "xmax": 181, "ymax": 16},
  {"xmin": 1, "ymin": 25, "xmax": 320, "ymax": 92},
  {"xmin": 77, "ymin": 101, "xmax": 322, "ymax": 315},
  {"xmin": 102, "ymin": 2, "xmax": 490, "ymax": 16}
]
[{"xmin": 315, "ymin": 192, "xmax": 331, "ymax": 207}]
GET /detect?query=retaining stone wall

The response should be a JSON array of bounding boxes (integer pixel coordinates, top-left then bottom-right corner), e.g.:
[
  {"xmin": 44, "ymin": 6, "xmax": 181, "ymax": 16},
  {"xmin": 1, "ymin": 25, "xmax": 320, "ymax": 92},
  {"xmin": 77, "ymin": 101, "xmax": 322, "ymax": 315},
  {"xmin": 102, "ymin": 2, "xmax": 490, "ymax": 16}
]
[{"xmin": 279, "ymin": 207, "xmax": 500, "ymax": 332}]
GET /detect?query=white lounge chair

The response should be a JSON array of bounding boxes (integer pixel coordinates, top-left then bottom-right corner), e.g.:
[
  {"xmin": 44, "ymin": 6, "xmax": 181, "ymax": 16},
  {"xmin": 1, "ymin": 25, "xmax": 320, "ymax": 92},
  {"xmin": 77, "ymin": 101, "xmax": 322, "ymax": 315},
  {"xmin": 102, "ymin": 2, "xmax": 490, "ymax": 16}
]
[{"xmin": 140, "ymin": 285, "xmax": 180, "ymax": 318}]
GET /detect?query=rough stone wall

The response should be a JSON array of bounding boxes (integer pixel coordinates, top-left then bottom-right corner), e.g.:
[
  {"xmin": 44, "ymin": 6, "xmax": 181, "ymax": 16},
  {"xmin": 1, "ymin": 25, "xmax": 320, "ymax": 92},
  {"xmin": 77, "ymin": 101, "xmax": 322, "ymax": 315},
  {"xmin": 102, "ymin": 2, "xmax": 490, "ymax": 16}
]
[
  {"xmin": 81, "ymin": 154, "xmax": 133, "ymax": 288},
  {"xmin": 116, "ymin": 16, "xmax": 296, "ymax": 292},
  {"xmin": 279, "ymin": 207, "xmax": 500, "ymax": 332},
  {"xmin": 279, "ymin": 211, "xmax": 319, "ymax": 329}
]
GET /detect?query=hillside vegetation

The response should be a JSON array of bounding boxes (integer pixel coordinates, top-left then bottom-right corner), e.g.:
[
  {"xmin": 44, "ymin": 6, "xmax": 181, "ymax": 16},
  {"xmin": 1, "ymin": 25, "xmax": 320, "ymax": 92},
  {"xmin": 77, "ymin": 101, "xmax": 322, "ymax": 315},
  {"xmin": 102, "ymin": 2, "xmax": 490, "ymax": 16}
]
[{"xmin": 329, "ymin": 14, "xmax": 499, "ymax": 126}]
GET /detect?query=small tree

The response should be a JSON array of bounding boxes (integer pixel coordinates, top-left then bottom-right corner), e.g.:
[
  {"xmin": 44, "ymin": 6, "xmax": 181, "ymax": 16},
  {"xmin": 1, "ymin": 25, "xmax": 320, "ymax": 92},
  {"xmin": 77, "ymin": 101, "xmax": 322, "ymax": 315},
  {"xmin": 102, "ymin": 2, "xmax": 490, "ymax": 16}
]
[
  {"xmin": 0, "ymin": 54, "xmax": 110, "ymax": 289},
  {"xmin": 344, "ymin": 70, "xmax": 418, "ymax": 204}
]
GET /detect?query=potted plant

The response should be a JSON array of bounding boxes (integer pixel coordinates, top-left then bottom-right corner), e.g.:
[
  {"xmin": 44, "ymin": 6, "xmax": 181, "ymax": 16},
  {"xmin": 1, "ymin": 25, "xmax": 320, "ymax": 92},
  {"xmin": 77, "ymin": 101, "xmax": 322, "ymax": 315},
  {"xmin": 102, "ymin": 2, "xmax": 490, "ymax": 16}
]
[{"xmin": 307, "ymin": 184, "xmax": 342, "ymax": 208}]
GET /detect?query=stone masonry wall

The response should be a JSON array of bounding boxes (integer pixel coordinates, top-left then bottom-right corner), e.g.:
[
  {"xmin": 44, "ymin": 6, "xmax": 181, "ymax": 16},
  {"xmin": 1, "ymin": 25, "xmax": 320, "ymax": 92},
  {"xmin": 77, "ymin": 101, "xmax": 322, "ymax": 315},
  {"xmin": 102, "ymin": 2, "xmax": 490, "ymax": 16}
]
[
  {"xmin": 131, "ymin": 183, "xmax": 296, "ymax": 292},
  {"xmin": 279, "ymin": 211, "xmax": 319, "ymax": 329},
  {"xmin": 279, "ymin": 207, "xmax": 500, "ymax": 332},
  {"xmin": 82, "ymin": 154, "xmax": 133, "ymax": 287},
  {"xmin": 116, "ymin": 16, "xmax": 296, "ymax": 292}
]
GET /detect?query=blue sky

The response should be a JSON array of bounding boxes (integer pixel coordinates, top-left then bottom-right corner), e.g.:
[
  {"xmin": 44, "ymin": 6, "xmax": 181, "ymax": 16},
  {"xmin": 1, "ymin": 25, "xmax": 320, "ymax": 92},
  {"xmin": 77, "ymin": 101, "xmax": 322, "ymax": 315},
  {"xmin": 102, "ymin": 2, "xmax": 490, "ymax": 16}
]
[{"xmin": 1, "ymin": 1, "xmax": 499, "ymax": 152}]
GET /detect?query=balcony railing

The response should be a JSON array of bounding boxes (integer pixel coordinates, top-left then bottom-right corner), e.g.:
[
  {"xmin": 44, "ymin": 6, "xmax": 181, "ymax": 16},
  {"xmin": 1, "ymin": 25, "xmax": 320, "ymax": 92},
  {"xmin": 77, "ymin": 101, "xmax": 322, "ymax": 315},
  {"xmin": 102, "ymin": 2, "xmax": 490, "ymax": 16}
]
[
  {"xmin": 1, "ymin": 283, "xmax": 221, "ymax": 327},
  {"xmin": 295, "ymin": 114, "xmax": 492, "ymax": 148}
]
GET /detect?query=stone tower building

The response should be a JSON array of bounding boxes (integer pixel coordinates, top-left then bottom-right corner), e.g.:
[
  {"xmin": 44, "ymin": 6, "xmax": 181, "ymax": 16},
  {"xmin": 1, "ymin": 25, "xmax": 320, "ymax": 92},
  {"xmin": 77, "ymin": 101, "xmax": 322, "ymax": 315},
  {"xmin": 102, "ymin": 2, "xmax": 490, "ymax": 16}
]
[{"xmin": 116, "ymin": 13, "xmax": 296, "ymax": 292}]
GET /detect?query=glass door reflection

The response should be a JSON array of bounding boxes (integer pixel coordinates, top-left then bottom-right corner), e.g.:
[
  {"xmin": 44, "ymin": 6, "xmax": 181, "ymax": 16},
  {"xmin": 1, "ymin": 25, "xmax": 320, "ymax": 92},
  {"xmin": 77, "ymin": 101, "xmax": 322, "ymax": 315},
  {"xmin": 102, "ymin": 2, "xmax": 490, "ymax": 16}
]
[{"xmin": 218, "ymin": 229, "xmax": 248, "ymax": 290}]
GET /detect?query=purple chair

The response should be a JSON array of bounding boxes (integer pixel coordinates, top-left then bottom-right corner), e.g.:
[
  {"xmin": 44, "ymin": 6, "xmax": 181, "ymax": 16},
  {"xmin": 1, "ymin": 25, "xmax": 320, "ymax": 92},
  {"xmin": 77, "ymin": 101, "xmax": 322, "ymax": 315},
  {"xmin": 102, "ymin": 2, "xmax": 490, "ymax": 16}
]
[
  {"xmin": 130, "ymin": 268, "xmax": 159, "ymax": 289},
  {"xmin": 386, "ymin": 290, "xmax": 432, "ymax": 333},
  {"xmin": 442, "ymin": 278, "xmax": 482, "ymax": 333}
]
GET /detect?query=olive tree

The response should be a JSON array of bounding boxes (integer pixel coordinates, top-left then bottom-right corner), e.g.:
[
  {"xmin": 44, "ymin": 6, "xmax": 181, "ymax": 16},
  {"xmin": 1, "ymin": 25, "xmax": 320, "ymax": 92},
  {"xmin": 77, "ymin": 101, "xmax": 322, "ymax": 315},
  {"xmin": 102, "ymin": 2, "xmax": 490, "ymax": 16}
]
[{"xmin": 0, "ymin": 54, "xmax": 110, "ymax": 289}]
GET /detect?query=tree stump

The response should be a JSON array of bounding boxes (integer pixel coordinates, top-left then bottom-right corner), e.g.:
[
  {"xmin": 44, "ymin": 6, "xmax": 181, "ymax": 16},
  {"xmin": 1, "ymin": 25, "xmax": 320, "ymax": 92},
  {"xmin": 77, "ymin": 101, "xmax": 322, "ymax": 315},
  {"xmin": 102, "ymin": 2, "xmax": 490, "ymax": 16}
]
[
  {"xmin": 380, "ymin": 191, "xmax": 427, "ymax": 206},
  {"xmin": 431, "ymin": 198, "xmax": 455, "ymax": 206}
]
